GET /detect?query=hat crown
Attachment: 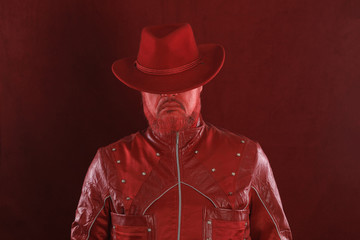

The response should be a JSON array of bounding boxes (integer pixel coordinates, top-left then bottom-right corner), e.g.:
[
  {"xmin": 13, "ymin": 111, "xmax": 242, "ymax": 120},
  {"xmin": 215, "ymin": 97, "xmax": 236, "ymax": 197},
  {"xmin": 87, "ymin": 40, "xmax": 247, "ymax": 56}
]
[{"xmin": 137, "ymin": 23, "xmax": 199, "ymax": 69}]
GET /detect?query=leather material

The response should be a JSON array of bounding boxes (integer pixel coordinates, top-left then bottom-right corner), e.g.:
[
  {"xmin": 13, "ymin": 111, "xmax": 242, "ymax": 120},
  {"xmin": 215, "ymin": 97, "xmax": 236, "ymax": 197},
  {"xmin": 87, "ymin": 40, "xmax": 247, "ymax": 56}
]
[{"xmin": 71, "ymin": 119, "xmax": 292, "ymax": 240}]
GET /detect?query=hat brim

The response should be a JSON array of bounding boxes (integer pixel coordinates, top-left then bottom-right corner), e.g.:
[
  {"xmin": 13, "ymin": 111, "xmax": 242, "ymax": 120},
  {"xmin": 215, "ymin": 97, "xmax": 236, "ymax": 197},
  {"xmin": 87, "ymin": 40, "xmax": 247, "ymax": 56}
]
[{"xmin": 111, "ymin": 44, "xmax": 225, "ymax": 94}]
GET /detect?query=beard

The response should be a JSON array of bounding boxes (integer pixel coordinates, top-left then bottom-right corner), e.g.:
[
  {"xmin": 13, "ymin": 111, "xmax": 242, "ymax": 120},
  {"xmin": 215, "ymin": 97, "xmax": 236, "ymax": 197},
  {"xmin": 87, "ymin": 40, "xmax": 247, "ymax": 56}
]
[{"xmin": 143, "ymin": 99, "xmax": 201, "ymax": 136}]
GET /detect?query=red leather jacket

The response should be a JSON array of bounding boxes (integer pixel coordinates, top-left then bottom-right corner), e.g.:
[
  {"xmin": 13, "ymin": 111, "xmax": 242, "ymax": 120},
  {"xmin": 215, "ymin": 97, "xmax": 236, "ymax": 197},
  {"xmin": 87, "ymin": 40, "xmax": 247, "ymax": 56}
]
[{"xmin": 71, "ymin": 120, "xmax": 292, "ymax": 240}]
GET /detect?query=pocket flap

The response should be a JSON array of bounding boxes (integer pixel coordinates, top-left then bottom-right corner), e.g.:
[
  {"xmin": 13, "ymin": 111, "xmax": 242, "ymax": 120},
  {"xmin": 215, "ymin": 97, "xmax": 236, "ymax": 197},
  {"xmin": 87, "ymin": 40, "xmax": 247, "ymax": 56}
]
[
  {"xmin": 204, "ymin": 206, "xmax": 250, "ymax": 221},
  {"xmin": 110, "ymin": 212, "xmax": 155, "ymax": 240},
  {"xmin": 204, "ymin": 207, "xmax": 249, "ymax": 240},
  {"xmin": 111, "ymin": 212, "xmax": 150, "ymax": 226}
]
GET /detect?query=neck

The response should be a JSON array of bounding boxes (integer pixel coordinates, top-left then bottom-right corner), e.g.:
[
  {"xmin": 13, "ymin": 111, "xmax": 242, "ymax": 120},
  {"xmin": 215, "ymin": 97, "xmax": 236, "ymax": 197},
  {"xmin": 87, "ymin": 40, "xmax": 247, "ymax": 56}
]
[
  {"xmin": 146, "ymin": 115, "xmax": 205, "ymax": 150},
  {"xmin": 150, "ymin": 113, "xmax": 201, "ymax": 137}
]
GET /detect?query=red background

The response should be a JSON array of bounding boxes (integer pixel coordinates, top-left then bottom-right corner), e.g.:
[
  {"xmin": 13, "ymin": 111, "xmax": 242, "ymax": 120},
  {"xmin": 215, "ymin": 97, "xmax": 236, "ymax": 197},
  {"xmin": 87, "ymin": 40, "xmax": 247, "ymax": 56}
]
[{"xmin": 1, "ymin": 0, "xmax": 359, "ymax": 239}]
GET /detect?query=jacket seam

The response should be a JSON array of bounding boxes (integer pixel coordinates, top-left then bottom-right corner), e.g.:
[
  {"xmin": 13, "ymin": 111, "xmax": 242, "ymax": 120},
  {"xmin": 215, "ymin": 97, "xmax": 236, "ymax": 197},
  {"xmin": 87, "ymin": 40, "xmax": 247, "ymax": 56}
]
[
  {"xmin": 199, "ymin": 159, "xmax": 232, "ymax": 202},
  {"xmin": 181, "ymin": 181, "xmax": 218, "ymax": 208},
  {"xmin": 110, "ymin": 196, "xmax": 119, "ymax": 214},
  {"xmin": 251, "ymin": 186, "xmax": 282, "ymax": 240},
  {"xmin": 142, "ymin": 183, "xmax": 178, "ymax": 215},
  {"xmin": 86, "ymin": 195, "xmax": 111, "ymax": 240},
  {"xmin": 240, "ymin": 195, "xmax": 250, "ymax": 211},
  {"xmin": 238, "ymin": 139, "xmax": 250, "ymax": 211},
  {"xmin": 100, "ymin": 147, "xmax": 120, "ymax": 214}
]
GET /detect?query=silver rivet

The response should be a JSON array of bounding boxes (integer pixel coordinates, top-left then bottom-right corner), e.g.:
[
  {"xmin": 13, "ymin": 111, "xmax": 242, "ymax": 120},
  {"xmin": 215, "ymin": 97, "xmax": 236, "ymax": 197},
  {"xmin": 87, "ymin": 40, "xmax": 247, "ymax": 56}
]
[
  {"xmin": 228, "ymin": 192, "xmax": 233, "ymax": 195},
  {"xmin": 231, "ymin": 172, "xmax": 236, "ymax": 176},
  {"xmin": 121, "ymin": 179, "xmax": 126, "ymax": 183},
  {"xmin": 113, "ymin": 225, "xmax": 115, "ymax": 229},
  {"xmin": 241, "ymin": 140, "xmax": 245, "ymax": 143},
  {"xmin": 156, "ymin": 152, "xmax": 160, "ymax": 156},
  {"xmin": 126, "ymin": 197, "xmax": 131, "ymax": 200},
  {"xmin": 147, "ymin": 228, "xmax": 152, "ymax": 232},
  {"xmin": 236, "ymin": 153, "xmax": 241, "ymax": 157},
  {"xmin": 245, "ymin": 222, "xmax": 248, "ymax": 227},
  {"xmin": 117, "ymin": 160, "xmax": 121, "ymax": 163},
  {"xmin": 211, "ymin": 168, "xmax": 216, "ymax": 172},
  {"xmin": 195, "ymin": 150, "xmax": 198, "ymax": 154},
  {"xmin": 142, "ymin": 172, "xmax": 146, "ymax": 176},
  {"xmin": 207, "ymin": 220, "xmax": 212, "ymax": 225},
  {"xmin": 112, "ymin": 148, "xmax": 116, "ymax": 151}
]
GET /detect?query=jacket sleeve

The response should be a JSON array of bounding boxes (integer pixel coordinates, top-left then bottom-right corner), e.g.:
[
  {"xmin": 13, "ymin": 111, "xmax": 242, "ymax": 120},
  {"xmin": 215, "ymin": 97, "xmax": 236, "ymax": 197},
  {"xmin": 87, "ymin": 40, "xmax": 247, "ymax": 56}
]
[
  {"xmin": 71, "ymin": 148, "xmax": 112, "ymax": 240},
  {"xmin": 249, "ymin": 143, "xmax": 292, "ymax": 240}
]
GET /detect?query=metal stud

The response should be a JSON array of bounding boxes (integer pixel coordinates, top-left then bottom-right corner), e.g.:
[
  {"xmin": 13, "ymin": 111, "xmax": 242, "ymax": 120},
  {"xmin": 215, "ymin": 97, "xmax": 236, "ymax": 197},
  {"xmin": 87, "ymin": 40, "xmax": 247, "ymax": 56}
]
[
  {"xmin": 117, "ymin": 160, "xmax": 121, "ymax": 164},
  {"xmin": 142, "ymin": 172, "xmax": 146, "ymax": 176},
  {"xmin": 112, "ymin": 148, "xmax": 116, "ymax": 151},
  {"xmin": 147, "ymin": 228, "xmax": 152, "ymax": 232},
  {"xmin": 241, "ymin": 140, "xmax": 245, "ymax": 143},
  {"xmin": 245, "ymin": 222, "xmax": 248, "ymax": 227},
  {"xmin": 156, "ymin": 152, "xmax": 160, "ymax": 157},
  {"xmin": 194, "ymin": 150, "xmax": 198, "ymax": 154},
  {"xmin": 236, "ymin": 153, "xmax": 241, "ymax": 157},
  {"xmin": 207, "ymin": 220, "xmax": 212, "ymax": 225},
  {"xmin": 121, "ymin": 179, "xmax": 126, "ymax": 183},
  {"xmin": 126, "ymin": 197, "xmax": 131, "ymax": 200},
  {"xmin": 228, "ymin": 192, "xmax": 233, "ymax": 196},
  {"xmin": 113, "ymin": 225, "xmax": 115, "ymax": 229},
  {"xmin": 211, "ymin": 168, "xmax": 216, "ymax": 172},
  {"xmin": 231, "ymin": 172, "xmax": 236, "ymax": 176}
]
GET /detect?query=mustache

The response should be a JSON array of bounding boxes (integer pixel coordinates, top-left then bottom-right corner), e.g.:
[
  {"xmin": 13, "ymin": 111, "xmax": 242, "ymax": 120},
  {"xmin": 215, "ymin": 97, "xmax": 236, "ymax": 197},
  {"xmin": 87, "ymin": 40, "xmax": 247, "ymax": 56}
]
[{"xmin": 157, "ymin": 98, "xmax": 185, "ymax": 113}]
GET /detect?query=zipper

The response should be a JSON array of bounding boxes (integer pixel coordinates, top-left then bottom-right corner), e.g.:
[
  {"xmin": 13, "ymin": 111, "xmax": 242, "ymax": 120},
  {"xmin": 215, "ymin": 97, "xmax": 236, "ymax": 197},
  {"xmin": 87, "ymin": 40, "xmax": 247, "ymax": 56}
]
[{"xmin": 175, "ymin": 132, "xmax": 182, "ymax": 240}]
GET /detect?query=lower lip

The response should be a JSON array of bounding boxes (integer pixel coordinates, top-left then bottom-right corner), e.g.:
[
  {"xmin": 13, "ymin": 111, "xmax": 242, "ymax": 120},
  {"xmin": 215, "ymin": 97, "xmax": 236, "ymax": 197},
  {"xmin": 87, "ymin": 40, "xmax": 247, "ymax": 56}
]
[{"xmin": 159, "ymin": 106, "xmax": 184, "ymax": 113}]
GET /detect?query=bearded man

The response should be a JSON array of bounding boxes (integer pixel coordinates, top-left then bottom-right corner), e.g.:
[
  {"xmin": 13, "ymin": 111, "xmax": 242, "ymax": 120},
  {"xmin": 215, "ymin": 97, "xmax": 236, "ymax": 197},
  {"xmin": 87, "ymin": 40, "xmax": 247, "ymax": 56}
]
[{"xmin": 71, "ymin": 23, "xmax": 292, "ymax": 240}]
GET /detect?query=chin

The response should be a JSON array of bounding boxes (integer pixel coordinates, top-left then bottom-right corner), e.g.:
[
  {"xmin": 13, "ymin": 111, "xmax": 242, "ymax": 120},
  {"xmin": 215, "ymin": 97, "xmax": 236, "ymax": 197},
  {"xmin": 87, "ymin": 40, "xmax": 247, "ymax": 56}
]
[
  {"xmin": 157, "ymin": 114, "xmax": 189, "ymax": 134},
  {"xmin": 159, "ymin": 110, "xmax": 184, "ymax": 118},
  {"xmin": 143, "ymin": 100, "xmax": 201, "ymax": 135}
]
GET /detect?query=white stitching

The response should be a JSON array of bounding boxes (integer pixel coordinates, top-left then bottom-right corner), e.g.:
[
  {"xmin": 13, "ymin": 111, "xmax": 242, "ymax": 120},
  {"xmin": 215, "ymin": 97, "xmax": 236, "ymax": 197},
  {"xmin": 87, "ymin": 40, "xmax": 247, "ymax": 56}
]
[
  {"xmin": 251, "ymin": 186, "xmax": 282, "ymax": 239},
  {"xmin": 142, "ymin": 181, "xmax": 220, "ymax": 215},
  {"xmin": 181, "ymin": 182, "xmax": 218, "ymax": 208},
  {"xmin": 142, "ymin": 183, "xmax": 178, "ymax": 215},
  {"xmin": 86, "ymin": 195, "xmax": 111, "ymax": 240}
]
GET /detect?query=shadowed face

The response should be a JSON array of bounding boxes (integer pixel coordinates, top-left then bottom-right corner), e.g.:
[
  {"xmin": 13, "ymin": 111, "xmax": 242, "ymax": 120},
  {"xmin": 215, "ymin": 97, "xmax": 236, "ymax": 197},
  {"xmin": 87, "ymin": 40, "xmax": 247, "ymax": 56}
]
[{"xmin": 142, "ymin": 86, "xmax": 203, "ymax": 135}]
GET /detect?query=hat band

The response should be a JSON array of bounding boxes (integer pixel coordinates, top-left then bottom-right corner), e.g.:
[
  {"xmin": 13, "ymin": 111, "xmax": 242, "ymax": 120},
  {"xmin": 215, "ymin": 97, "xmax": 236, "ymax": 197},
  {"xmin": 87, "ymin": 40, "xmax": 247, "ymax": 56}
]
[{"xmin": 135, "ymin": 58, "xmax": 202, "ymax": 75}]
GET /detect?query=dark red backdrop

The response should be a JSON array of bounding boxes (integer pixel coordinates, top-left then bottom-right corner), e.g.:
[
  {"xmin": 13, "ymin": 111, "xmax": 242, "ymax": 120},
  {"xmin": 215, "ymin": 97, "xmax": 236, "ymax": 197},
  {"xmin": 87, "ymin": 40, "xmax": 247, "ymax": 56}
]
[{"xmin": 1, "ymin": 0, "xmax": 359, "ymax": 239}]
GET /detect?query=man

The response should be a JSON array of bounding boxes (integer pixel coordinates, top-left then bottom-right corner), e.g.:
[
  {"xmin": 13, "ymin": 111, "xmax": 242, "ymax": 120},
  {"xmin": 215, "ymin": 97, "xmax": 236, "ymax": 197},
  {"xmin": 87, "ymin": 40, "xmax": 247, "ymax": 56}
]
[{"xmin": 71, "ymin": 23, "xmax": 292, "ymax": 240}]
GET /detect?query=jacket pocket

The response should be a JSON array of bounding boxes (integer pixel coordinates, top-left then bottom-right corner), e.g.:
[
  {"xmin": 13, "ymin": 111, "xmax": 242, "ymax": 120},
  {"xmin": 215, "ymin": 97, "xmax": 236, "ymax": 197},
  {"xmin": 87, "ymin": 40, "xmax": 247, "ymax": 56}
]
[
  {"xmin": 203, "ymin": 206, "xmax": 249, "ymax": 240},
  {"xmin": 111, "ymin": 212, "xmax": 155, "ymax": 240}
]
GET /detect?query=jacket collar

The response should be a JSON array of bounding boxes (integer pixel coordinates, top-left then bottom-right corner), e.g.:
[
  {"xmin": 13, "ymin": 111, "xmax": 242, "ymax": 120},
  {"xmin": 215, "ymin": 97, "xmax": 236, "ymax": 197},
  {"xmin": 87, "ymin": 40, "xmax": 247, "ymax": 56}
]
[{"xmin": 143, "ymin": 115, "xmax": 206, "ymax": 151}]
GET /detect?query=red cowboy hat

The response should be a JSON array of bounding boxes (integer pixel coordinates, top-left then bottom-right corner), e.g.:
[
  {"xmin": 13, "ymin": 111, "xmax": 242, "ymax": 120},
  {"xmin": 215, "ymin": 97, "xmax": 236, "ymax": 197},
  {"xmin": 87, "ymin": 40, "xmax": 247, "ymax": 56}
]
[{"xmin": 111, "ymin": 23, "xmax": 225, "ymax": 94}]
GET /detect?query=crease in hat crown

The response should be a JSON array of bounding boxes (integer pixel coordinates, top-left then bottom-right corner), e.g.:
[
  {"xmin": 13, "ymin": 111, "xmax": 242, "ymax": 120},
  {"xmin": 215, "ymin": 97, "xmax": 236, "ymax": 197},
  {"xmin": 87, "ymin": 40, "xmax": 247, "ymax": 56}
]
[{"xmin": 136, "ymin": 23, "xmax": 200, "ymax": 71}]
